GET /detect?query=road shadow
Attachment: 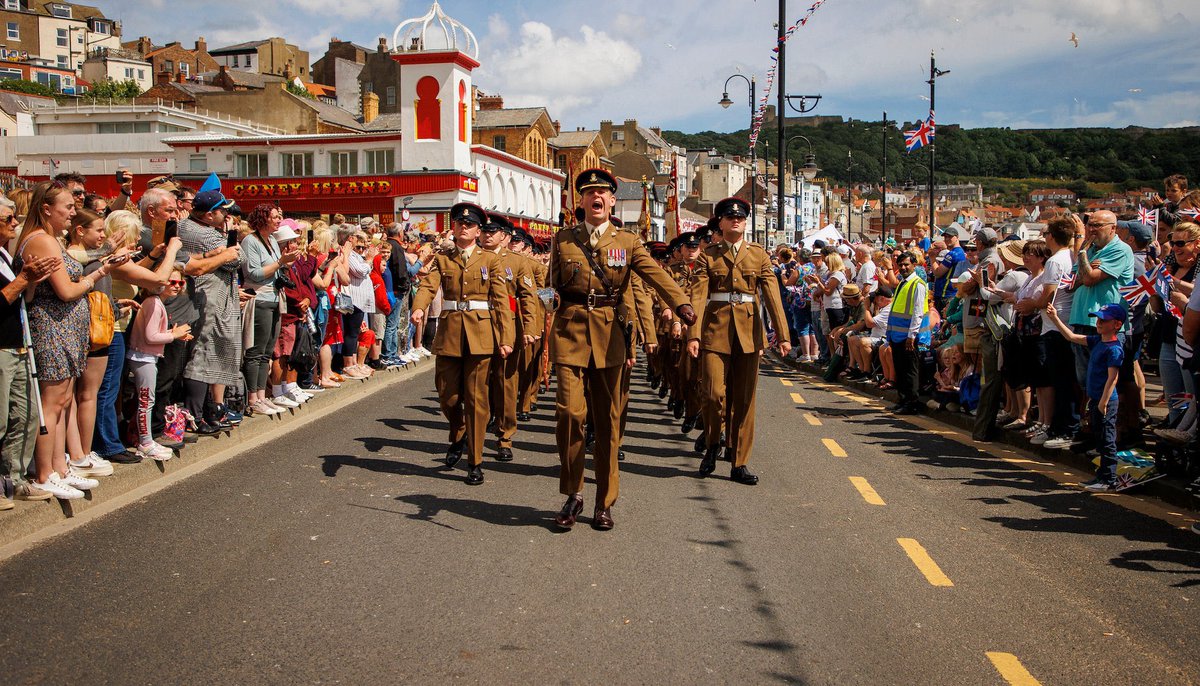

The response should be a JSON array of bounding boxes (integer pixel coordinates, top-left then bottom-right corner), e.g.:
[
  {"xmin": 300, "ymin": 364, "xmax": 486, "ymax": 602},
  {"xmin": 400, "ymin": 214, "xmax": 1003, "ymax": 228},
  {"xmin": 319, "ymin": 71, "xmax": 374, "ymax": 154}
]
[{"xmin": 319, "ymin": 453, "xmax": 461, "ymax": 482}]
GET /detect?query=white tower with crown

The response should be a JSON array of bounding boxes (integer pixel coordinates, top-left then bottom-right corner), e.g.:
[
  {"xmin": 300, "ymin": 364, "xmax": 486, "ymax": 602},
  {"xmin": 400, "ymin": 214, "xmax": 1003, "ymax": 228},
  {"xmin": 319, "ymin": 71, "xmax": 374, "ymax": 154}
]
[{"xmin": 391, "ymin": 2, "xmax": 478, "ymax": 174}]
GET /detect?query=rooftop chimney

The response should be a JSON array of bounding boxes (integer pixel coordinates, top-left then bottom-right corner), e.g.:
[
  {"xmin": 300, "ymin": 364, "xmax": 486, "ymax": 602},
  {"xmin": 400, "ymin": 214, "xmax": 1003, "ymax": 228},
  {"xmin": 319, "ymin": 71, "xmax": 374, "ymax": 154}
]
[
  {"xmin": 552, "ymin": 120, "xmax": 561, "ymax": 135},
  {"xmin": 378, "ymin": 37, "xmax": 388, "ymax": 53},
  {"xmin": 477, "ymin": 94, "xmax": 504, "ymax": 111},
  {"xmin": 156, "ymin": 71, "xmax": 171, "ymax": 86},
  {"xmin": 362, "ymin": 91, "xmax": 379, "ymax": 124},
  {"xmin": 195, "ymin": 36, "xmax": 207, "ymax": 54}
]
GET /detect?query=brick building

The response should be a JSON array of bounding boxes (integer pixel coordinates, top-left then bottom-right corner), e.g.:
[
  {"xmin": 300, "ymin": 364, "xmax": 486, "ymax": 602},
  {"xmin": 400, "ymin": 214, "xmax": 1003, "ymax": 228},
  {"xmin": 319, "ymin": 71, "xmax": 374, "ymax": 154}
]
[
  {"xmin": 547, "ymin": 127, "xmax": 608, "ymax": 176},
  {"xmin": 209, "ymin": 37, "xmax": 309, "ymax": 79},
  {"xmin": 122, "ymin": 36, "xmax": 218, "ymax": 82}
]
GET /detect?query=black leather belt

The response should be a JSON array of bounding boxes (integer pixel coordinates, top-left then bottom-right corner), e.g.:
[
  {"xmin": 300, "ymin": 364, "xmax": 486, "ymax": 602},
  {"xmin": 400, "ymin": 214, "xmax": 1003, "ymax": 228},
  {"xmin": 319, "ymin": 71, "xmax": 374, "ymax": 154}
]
[{"xmin": 559, "ymin": 291, "xmax": 620, "ymax": 309}]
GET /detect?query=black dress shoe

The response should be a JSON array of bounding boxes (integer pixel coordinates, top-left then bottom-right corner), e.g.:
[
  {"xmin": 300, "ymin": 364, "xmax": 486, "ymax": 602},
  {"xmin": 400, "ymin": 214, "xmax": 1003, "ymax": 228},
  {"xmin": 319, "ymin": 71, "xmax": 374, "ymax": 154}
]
[
  {"xmin": 445, "ymin": 439, "xmax": 466, "ymax": 468},
  {"xmin": 894, "ymin": 404, "xmax": 920, "ymax": 416},
  {"xmin": 555, "ymin": 495, "xmax": 584, "ymax": 529},
  {"xmin": 649, "ymin": 376, "xmax": 660, "ymax": 390},
  {"xmin": 496, "ymin": 447, "xmax": 514, "ymax": 462},
  {"xmin": 465, "ymin": 465, "xmax": 484, "ymax": 485},
  {"xmin": 699, "ymin": 444, "xmax": 720, "ymax": 477},
  {"xmin": 517, "ymin": 411, "xmax": 531, "ymax": 422},
  {"xmin": 694, "ymin": 432, "xmax": 707, "ymax": 454},
  {"xmin": 618, "ymin": 450, "xmax": 625, "ymax": 461},
  {"xmin": 657, "ymin": 384, "xmax": 669, "ymax": 399},
  {"xmin": 681, "ymin": 414, "xmax": 697, "ymax": 434},
  {"xmin": 530, "ymin": 403, "xmax": 539, "ymax": 412},
  {"xmin": 592, "ymin": 507, "xmax": 614, "ymax": 531},
  {"xmin": 672, "ymin": 401, "xmax": 685, "ymax": 419},
  {"xmin": 486, "ymin": 418, "xmax": 495, "ymax": 431},
  {"xmin": 696, "ymin": 417, "xmax": 705, "ymax": 433},
  {"xmin": 730, "ymin": 466, "xmax": 759, "ymax": 485},
  {"xmin": 105, "ymin": 450, "xmax": 143, "ymax": 464}
]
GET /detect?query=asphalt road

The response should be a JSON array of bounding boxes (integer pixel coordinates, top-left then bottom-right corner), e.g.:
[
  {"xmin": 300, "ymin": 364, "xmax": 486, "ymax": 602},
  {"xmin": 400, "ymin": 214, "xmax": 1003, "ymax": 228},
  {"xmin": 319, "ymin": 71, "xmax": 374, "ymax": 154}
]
[{"xmin": 2, "ymin": 358, "xmax": 1198, "ymax": 685}]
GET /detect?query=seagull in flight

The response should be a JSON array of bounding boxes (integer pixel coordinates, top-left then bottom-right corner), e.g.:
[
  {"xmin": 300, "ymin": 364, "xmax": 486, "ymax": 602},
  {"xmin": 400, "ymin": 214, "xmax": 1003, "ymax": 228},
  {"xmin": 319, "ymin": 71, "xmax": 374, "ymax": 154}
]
[
  {"xmin": 1128, "ymin": 88, "xmax": 1142, "ymax": 93},
  {"xmin": 1069, "ymin": 32, "xmax": 1079, "ymax": 48}
]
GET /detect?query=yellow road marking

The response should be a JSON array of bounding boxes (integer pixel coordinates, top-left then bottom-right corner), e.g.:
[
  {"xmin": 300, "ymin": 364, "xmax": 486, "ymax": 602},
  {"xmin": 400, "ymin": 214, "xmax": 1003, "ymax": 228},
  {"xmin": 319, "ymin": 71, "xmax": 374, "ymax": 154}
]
[
  {"xmin": 986, "ymin": 652, "xmax": 1042, "ymax": 686},
  {"xmin": 897, "ymin": 538, "xmax": 954, "ymax": 587},
  {"xmin": 790, "ymin": 392, "xmax": 806, "ymax": 404},
  {"xmin": 849, "ymin": 477, "xmax": 885, "ymax": 505},
  {"xmin": 803, "ymin": 413, "xmax": 822, "ymax": 426},
  {"xmin": 781, "ymin": 379, "xmax": 794, "ymax": 387},
  {"xmin": 822, "ymin": 438, "xmax": 847, "ymax": 458}
]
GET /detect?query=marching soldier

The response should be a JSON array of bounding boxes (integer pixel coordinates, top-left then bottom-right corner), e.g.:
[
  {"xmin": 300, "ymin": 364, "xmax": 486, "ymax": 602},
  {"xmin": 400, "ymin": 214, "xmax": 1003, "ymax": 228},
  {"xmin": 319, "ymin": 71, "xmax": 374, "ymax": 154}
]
[
  {"xmin": 482, "ymin": 216, "xmax": 539, "ymax": 462},
  {"xmin": 550, "ymin": 168, "xmax": 696, "ymax": 531},
  {"xmin": 411, "ymin": 203, "xmax": 514, "ymax": 485},
  {"xmin": 671, "ymin": 232, "xmax": 705, "ymax": 433},
  {"xmin": 687, "ymin": 197, "xmax": 791, "ymax": 484},
  {"xmin": 512, "ymin": 230, "xmax": 548, "ymax": 421}
]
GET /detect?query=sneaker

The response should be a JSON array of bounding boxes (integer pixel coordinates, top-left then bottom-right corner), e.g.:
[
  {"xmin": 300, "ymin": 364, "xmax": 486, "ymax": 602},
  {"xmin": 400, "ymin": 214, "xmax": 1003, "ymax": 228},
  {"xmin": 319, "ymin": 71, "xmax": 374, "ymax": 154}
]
[
  {"xmin": 1042, "ymin": 436, "xmax": 1074, "ymax": 450},
  {"xmin": 69, "ymin": 452, "xmax": 114, "ymax": 477},
  {"xmin": 926, "ymin": 399, "xmax": 942, "ymax": 411},
  {"xmin": 416, "ymin": 347, "xmax": 433, "ymax": 358},
  {"xmin": 14, "ymin": 481, "xmax": 52, "ymax": 501},
  {"xmin": 36, "ymin": 473, "xmax": 83, "ymax": 500},
  {"xmin": 945, "ymin": 402, "xmax": 961, "ymax": 413},
  {"xmin": 1081, "ymin": 479, "xmax": 1116, "ymax": 492},
  {"xmin": 1191, "ymin": 523, "xmax": 1200, "ymax": 535},
  {"xmin": 286, "ymin": 389, "xmax": 310, "ymax": 405},
  {"xmin": 1155, "ymin": 427, "xmax": 1195, "ymax": 444},
  {"xmin": 1029, "ymin": 427, "xmax": 1050, "ymax": 445},
  {"xmin": 287, "ymin": 383, "xmax": 313, "ymax": 400},
  {"xmin": 137, "ymin": 442, "xmax": 174, "ymax": 462},
  {"xmin": 271, "ymin": 394, "xmax": 300, "ymax": 409},
  {"xmin": 299, "ymin": 383, "xmax": 325, "ymax": 393},
  {"xmin": 250, "ymin": 399, "xmax": 282, "ymax": 416},
  {"xmin": 61, "ymin": 468, "xmax": 99, "ymax": 491},
  {"xmin": 224, "ymin": 407, "xmax": 244, "ymax": 426},
  {"xmin": 105, "ymin": 450, "xmax": 144, "ymax": 464},
  {"xmin": 0, "ymin": 496, "xmax": 12, "ymax": 511},
  {"xmin": 1022, "ymin": 422, "xmax": 1045, "ymax": 437}
]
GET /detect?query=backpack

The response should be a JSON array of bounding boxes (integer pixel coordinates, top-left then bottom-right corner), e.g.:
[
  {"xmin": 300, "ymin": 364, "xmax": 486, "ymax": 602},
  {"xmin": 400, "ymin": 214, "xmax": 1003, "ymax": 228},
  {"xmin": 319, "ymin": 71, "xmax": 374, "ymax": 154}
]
[
  {"xmin": 959, "ymin": 372, "xmax": 981, "ymax": 411},
  {"xmin": 88, "ymin": 291, "xmax": 115, "ymax": 351}
]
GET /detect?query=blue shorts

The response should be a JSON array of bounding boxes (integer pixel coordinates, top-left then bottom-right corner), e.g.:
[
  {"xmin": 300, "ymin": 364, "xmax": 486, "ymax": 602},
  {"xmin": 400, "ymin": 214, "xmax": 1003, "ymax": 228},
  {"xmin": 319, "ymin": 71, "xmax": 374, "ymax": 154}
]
[{"xmin": 791, "ymin": 307, "xmax": 813, "ymax": 336}]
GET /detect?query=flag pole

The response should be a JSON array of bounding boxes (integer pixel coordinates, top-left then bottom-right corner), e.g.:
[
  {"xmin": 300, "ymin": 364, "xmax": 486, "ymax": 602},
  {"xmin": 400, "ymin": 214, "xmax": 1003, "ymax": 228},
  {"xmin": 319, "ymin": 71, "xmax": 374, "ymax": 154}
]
[{"xmin": 927, "ymin": 51, "xmax": 936, "ymax": 231}]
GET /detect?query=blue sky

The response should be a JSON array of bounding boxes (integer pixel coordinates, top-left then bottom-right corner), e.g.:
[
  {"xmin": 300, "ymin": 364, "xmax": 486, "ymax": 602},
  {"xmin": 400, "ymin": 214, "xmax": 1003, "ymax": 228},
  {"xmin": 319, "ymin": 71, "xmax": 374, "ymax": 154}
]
[{"xmin": 110, "ymin": 0, "xmax": 1200, "ymax": 132}]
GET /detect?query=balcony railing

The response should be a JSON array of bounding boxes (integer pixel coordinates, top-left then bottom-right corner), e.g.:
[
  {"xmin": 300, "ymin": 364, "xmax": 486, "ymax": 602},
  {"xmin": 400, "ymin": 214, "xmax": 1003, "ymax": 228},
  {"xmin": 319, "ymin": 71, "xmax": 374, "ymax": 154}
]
[{"xmin": 32, "ymin": 98, "xmax": 286, "ymax": 135}]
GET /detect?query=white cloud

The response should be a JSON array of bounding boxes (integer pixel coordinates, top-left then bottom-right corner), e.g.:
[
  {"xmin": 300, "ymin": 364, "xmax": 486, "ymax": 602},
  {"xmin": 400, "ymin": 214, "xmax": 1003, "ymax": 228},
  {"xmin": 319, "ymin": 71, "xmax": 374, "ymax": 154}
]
[{"xmin": 476, "ymin": 21, "xmax": 642, "ymax": 117}]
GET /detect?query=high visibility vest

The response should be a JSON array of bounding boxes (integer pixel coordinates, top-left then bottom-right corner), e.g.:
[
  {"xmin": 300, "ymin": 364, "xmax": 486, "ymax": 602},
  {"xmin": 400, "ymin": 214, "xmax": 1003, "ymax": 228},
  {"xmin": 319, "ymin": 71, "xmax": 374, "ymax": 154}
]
[{"xmin": 888, "ymin": 274, "xmax": 928, "ymax": 343}]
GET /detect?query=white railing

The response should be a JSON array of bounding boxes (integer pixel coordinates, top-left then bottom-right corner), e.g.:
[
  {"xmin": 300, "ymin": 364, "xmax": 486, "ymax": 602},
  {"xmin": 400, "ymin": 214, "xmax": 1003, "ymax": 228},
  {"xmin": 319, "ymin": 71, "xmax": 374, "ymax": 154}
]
[{"xmin": 32, "ymin": 98, "xmax": 286, "ymax": 135}]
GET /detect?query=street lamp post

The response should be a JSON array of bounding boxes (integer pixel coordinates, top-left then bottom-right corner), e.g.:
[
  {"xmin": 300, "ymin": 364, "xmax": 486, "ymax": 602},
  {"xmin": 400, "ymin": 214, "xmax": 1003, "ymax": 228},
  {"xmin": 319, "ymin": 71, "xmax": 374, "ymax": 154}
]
[
  {"xmin": 926, "ymin": 51, "xmax": 950, "ymax": 231},
  {"xmin": 720, "ymin": 74, "xmax": 756, "ymax": 241},
  {"xmin": 845, "ymin": 149, "xmax": 856, "ymax": 239},
  {"xmin": 785, "ymin": 134, "xmax": 821, "ymax": 243},
  {"xmin": 775, "ymin": 0, "xmax": 821, "ymax": 248}
]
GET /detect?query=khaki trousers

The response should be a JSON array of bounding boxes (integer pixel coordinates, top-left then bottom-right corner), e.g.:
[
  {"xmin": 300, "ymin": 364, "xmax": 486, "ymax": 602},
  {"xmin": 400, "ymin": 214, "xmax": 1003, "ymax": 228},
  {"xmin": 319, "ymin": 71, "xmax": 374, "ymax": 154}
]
[
  {"xmin": 435, "ymin": 354, "xmax": 492, "ymax": 467},
  {"xmin": 701, "ymin": 344, "xmax": 761, "ymax": 467},
  {"xmin": 518, "ymin": 340, "xmax": 541, "ymax": 413},
  {"xmin": 556, "ymin": 363, "xmax": 623, "ymax": 508},
  {"xmin": 489, "ymin": 349, "xmax": 521, "ymax": 448}
]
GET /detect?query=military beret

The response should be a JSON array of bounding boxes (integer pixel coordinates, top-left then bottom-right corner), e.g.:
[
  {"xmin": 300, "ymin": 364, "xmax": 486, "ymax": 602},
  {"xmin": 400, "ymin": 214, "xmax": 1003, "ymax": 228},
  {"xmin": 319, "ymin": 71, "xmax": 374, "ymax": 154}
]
[
  {"xmin": 449, "ymin": 202, "xmax": 487, "ymax": 226},
  {"xmin": 575, "ymin": 168, "xmax": 617, "ymax": 194},
  {"xmin": 714, "ymin": 197, "xmax": 750, "ymax": 219}
]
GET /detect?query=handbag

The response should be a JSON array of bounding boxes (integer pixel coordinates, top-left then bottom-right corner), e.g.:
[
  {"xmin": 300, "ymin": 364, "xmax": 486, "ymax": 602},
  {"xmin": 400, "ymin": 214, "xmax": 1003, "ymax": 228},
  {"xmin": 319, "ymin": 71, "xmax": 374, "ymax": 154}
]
[
  {"xmin": 291, "ymin": 320, "xmax": 316, "ymax": 371},
  {"xmin": 87, "ymin": 291, "xmax": 115, "ymax": 351},
  {"xmin": 333, "ymin": 289, "xmax": 355, "ymax": 314}
]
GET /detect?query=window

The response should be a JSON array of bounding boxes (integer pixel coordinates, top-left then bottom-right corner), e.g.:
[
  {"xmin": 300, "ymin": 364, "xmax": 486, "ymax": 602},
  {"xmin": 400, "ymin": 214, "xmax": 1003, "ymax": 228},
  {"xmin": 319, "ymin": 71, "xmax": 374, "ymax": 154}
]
[
  {"xmin": 49, "ymin": 3, "xmax": 70, "ymax": 17},
  {"xmin": 179, "ymin": 63, "xmax": 188, "ymax": 78},
  {"xmin": 164, "ymin": 59, "xmax": 173, "ymax": 73},
  {"xmin": 189, "ymin": 154, "xmax": 206, "ymax": 173},
  {"xmin": 97, "ymin": 121, "xmax": 152, "ymax": 134},
  {"xmin": 612, "ymin": 130, "xmax": 624, "ymax": 142},
  {"xmin": 280, "ymin": 152, "xmax": 313, "ymax": 177},
  {"xmin": 363, "ymin": 81, "xmax": 373, "ymax": 93},
  {"xmin": 92, "ymin": 21, "xmax": 110, "ymax": 35},
  {"xmin": 6, "ymin": 23, "xmax": 17, "ymax": 40},
  {"xmin": 492, "ymin": 136, "xmax": 506, "ymax": 152},
  {"xmin": 56, "ymin": 55, "xmax": 68, "ymax": 69},
  {"xmin": 329, "ymin": 151, "xmax": 357, "ymax": 176},
  {"xmin": 235, "ymin": 153, "xmax": 268, "ymax": 177},
  {"xmin": 0, "ymin": 67, "xmax": 22, "ymax": 81},
  {"xmin": 56, "ymin": 28, "xmax": 68, "ymax": 47},
  {"xmin": 557, "ymin": 154, "xmax": 567, "ymax": 169},
  {"xmin": 124, "ymin": 67, "xmax": 134, "ymax": 78},
  {"xmin": 385, "ymin": 86, "xmax": 395, "ymax": 106},
  {"xmin": 76, "ymin": 31, "xmax": 82, "ymax": 45},
  {"xmin": 156, "ymin": 123, "xmax": 187, "ymax": 133},
  {"xmin": 365, "ymin": 149, "xmax": 394, "ymax": 174},
  {"xmin": 3, "ymin": 0, "xmax": 19, "ymax": 10},
  {"xmin": 137, "ymin": 69, "xmax": 145, "ymax": 80},
  {"xmin": 231, "ymin": 55, "xmax": 238, "ymax": 68}
]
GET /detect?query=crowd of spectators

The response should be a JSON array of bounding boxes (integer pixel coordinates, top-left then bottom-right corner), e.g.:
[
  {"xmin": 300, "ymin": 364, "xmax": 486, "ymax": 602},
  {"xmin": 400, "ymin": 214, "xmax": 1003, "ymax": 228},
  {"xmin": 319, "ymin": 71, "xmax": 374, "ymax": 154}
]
[
  {"xmin": 0, "ymin": 173, "xmax": 449, "ymax": 507},
  {"xmin": 774, "ymin": 173, "xmax": 1200, "ymax": 506}
]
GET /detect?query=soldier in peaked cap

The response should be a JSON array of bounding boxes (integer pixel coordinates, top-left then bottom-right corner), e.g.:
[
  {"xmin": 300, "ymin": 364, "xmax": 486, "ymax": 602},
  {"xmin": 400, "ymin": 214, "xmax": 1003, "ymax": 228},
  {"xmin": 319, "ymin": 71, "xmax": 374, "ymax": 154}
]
[
  {"xmin": 687, "ymin": 196, "xmax": 791, "ymax": 485},
  {"xmin": 549, "ymin": 168, "xmax": 696, "ymax": 531},
  {"xmin": 672, "ymin": 232, "xmax": 706, "ymax": 434},
  {"xmin": 481, "ymin": 214, "xmax": 540, "ymax": 462},
  {"xmin": 411, "ymin": 202, "xmax": 515, "ymax": 485}
]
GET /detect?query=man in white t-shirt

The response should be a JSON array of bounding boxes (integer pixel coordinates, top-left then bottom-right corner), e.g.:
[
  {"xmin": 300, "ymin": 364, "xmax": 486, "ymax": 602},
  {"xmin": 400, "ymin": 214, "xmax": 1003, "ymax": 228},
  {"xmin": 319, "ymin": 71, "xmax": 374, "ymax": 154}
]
[
  {"xmin": 1015, "ymin": 217, "xmax": 1078, "ymax": 447},
  {"xmin": 845, "ymin": 286, "xmax": 893, "ymax": 379},
  {"xmin": 854, "ymin": 244, "xmax": 877, "ymax": 297}
]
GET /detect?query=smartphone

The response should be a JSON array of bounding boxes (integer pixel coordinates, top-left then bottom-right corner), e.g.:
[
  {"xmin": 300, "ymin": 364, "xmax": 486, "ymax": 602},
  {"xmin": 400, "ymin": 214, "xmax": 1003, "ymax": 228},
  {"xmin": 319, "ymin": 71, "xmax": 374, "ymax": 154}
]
[
  {"xmin": 163, "ymin": 220, "xmax": 177, "ymax": 243},
  {"xmin": 115, "ymin": 170, "xmax": 126, "ymax": 184},
  {"xmin": 307, "ymin": 228, "xmax": 315, "ymax": 244},
  {"xmin": 150, "ymin": 217, "xmax": 166, "ymax": 246},
  {"xmin": 226, "ymin": 230, "xmax": 238, "ymax": 248}
]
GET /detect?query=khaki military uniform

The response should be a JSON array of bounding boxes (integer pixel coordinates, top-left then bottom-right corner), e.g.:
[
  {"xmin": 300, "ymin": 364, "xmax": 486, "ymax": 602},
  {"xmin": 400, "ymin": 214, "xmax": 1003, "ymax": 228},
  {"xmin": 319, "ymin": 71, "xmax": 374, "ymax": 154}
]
[
  {"xmin": 551, "ymin": 222, "xmax": 689, "ymax": 507},
  {"xmin": 412, "ymin": 245, "xmax": 514, "ymax": 467},
  {"xmin": 488, "ymin": 248, "xmax": 539, "ymax": 449},
  {"xmin": 687, "ymin": 240, "xmax": 789, "ymax": 467},
  {"xmin": 671, "ymin": 261, "xmax": 703, "ymax": 419},
  {"xmin": 519, "ymin": 258, "xmax": 549, "ymax": 414}
]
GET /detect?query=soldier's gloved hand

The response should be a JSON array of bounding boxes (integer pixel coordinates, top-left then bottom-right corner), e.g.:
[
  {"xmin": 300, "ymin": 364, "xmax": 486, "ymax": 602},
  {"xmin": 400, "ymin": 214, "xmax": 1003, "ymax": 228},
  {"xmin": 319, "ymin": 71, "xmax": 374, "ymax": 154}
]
[{"xmin": 676, "ymin": 304, "xmax": 697, "ymax": 326}]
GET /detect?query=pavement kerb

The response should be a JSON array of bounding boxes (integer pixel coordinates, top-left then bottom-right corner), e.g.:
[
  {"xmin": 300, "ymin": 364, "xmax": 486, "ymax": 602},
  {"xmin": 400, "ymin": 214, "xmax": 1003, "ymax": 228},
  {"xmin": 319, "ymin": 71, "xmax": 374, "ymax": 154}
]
[
  {"xmin": 0, "ymin": 360, "xmax": 432, "ymax": 561},
  {"xmin": 770, "ymin": 353, "xmax": 1200, "ymax": 513}
]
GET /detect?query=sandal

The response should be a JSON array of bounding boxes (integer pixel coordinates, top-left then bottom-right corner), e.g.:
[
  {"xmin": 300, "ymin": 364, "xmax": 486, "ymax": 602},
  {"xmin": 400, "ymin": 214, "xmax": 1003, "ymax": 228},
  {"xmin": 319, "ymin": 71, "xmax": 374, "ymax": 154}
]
[{"xmin": 879, "ymin": 381, "xmax": 894, "ymax": 390}]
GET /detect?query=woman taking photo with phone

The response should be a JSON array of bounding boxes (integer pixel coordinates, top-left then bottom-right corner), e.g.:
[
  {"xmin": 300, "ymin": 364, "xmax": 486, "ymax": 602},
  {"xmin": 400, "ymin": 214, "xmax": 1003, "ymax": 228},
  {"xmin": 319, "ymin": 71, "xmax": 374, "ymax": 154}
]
[{"xmin": 13, "ymin": 182, "xmax": 108, "ymax": 499}]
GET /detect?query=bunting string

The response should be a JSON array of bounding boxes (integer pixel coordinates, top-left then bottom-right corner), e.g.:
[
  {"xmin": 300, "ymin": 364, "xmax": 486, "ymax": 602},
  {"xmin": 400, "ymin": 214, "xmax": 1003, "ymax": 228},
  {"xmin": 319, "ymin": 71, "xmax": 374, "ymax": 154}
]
[{"xmin": 748, "ymin": 0, "xmax": 831, "ymax": 151}]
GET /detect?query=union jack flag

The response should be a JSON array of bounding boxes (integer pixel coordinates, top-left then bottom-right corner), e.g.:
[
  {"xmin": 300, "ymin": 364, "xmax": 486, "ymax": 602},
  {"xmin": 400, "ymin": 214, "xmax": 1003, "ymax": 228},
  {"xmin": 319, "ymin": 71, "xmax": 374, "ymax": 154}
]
[
  {"xmin": 1058, "ymin": 271, "xmax": 1075, "ymax": 289},
  {"xmin": 904, "ymin": 112, "xmax": 935, "ymax": 153},
  {"xmin": 1156, "ymin": 268, "xmax": 1183, "ymax": 317},
  {"xmin": 1138, "ymin": 206, "xmax": 1159, "ymax": 227},
  {"xmin": 1180, "ymin": 208, "xmax": 1200, "ymax": 221},
  {"xmin": 1119, "ymin": 268, "xmax": 1159, "ymax": 307}
]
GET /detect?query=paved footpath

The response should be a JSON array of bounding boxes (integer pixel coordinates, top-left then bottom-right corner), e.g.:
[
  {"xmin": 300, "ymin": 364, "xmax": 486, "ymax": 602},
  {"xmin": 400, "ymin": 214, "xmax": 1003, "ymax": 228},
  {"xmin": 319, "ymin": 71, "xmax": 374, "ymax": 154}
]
[{"xmin": 1, "ymin": 359, "xmax": 1198, "ymax": 685}]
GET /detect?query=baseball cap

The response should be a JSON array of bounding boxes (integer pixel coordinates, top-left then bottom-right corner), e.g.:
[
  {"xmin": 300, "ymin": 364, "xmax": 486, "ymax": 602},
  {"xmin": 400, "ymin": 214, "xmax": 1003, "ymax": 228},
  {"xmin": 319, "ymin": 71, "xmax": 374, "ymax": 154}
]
[
  {"xmin": 193, "ymin": 189, "xmax": 234, "ymax": 213},
  {"xmin": 358, "ymin": 216, "xmax": 379, "ymax": 230},
  {"xmin": 940, "ymin": 225, "xmax": 961, "ymax": 238},
  {"xmin": 1089, "ymin": 303, "xmax": 1128, "ymax": 323},
  {"xmin": 1117, "ymin": 220, "xmax": 1152, "ymax": 243}
]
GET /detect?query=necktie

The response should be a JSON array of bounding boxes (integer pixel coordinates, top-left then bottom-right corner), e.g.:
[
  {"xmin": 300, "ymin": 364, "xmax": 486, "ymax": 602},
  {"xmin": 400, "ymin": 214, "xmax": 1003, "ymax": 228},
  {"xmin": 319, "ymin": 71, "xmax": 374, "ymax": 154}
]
[{"xmin": 589, "ymin": 227, "xmax": 601, "ymax": 249}]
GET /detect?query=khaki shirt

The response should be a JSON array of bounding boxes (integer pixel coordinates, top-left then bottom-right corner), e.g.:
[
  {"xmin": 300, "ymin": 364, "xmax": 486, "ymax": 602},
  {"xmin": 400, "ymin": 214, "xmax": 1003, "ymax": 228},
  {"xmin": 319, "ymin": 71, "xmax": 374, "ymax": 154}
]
[
  {"xmin": 687, "ymin": 241, "xmax": 789, "ymax": 354},
  {"xmin": 412, "ymin": 245, "xmax": 514, "ymax": 357}
]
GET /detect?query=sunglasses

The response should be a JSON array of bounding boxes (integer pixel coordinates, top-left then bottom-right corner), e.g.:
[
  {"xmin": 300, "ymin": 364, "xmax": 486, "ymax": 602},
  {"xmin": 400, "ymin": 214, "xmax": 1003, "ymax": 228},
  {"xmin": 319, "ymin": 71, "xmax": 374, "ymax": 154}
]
[
  {"xmin": 353, "ymin": 245, "xmax": 367, "ymax": 252},
  {"xmin": 1086, "ymin": 221, "xmax": 1114, "ymax": 228},
  {"xmin": 167, "ymin": 279, "xmax": 185, "ymax": 286},
  {"xmin": 1170, "ymin": 239, "xmax": 1195, "ymax": 247},
  {"xmin": 0, "ymin": 215, "xmax": 14, "ymax": 224},
  {"xmin": 71, "ymin": 189, "xmax": 85, "ymax": 197}
]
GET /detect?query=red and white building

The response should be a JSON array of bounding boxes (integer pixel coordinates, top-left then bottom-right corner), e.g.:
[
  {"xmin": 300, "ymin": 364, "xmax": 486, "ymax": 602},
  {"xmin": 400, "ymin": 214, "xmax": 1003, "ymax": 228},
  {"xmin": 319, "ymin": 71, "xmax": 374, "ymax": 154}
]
[{"xmin": 163, "ymin": 3, "xmax": 562, "ymax": 238}]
